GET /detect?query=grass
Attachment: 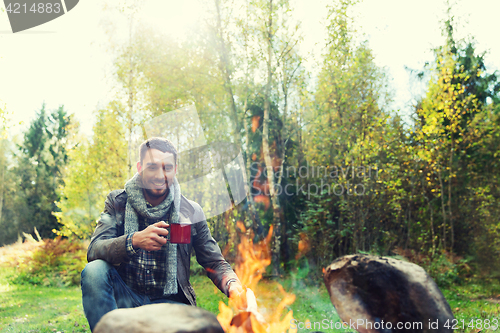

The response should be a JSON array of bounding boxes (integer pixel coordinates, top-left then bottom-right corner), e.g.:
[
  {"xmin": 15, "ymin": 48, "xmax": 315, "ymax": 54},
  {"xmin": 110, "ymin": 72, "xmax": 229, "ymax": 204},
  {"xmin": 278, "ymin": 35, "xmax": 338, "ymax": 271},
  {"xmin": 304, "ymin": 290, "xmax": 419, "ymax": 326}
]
[
  {"xmin": 0, "ymin": 267, "xmax": 229, "ymax": 333},
  {"xmin": 1, "ymin": 265, "xmax": 500, "ymax": 333},
  {"xmin": 0, "ymin": 266, "xmax": 335, "ymax": 333},
  {"xmin": 190, "ymin": 273, "xmax": 229, "ymax": 314},
  {"xmin": 0, "ymin": 267, "xmax": 88, "ymax": 333},
  {"xmin": 442, "ymin": 280, "xmax": 500, "ymax": 329}
]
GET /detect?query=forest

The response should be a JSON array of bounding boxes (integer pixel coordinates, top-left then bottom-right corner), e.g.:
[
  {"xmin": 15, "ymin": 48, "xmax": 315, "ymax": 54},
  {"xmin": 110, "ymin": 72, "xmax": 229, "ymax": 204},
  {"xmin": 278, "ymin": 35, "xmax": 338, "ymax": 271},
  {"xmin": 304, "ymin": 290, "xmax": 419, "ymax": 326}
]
[{"xmin": 0, "ymin": 1, "xmax": 499, "ymax": 330}]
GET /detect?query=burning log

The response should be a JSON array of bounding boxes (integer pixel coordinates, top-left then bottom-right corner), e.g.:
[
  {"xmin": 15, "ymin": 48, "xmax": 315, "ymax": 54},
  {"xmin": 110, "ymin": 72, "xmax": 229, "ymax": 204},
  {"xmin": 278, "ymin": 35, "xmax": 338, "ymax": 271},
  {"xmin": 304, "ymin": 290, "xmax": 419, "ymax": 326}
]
[
  {"xmin": 323, "ymin": 254, "xmax": 454, "ymax": 333},
  {"xmin": 217, "ymin": 222, "xmax": 296, "ymax": 333},
  {"xmin": 228, "ymin": 288, "xmax": 267, "ymax": 332},
  {"xmin": 93, "ymin": 303, "xmax": 224, "ymax": 333}
]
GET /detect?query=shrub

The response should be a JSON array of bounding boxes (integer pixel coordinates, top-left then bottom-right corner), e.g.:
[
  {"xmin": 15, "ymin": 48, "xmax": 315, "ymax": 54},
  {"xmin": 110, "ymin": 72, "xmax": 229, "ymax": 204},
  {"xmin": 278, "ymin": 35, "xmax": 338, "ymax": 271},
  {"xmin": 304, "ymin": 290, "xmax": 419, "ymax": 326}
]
[
  {"xmin": 422, "ymin": 252, "xmax": 472, "ymax": 288},
  {"xmin": 10, "ymin": 236, "xmax": 87, "ymax": 287},
  {"xmin": 0, "ymin": 233, "xmax": 44, "ymax": 268},
  {"xmin": 392, "ymin": 247, "xmax": 472, "ymax": 288}
]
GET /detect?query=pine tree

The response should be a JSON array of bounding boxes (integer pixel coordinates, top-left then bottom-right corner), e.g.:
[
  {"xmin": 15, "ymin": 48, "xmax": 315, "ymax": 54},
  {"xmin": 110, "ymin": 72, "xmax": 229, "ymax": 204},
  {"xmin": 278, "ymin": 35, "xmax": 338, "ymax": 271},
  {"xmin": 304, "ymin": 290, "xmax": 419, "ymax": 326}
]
[{"xmin": 15, "ymin": 105, "xmax": 72, "ymax": 238}]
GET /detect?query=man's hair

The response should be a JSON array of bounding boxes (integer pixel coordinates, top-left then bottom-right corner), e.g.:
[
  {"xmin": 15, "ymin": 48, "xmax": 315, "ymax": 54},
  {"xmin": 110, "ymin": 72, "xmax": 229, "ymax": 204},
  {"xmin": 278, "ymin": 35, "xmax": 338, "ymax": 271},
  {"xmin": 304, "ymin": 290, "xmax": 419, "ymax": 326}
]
[{"xmin": 139, "ymin": 137, "xmax": 178, "ymax": 164}]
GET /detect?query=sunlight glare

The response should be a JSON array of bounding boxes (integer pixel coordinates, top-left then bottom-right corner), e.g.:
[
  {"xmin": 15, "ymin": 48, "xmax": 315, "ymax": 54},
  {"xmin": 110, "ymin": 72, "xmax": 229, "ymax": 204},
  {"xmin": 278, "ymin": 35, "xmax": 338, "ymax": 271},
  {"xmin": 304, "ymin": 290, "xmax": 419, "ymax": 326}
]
[{"xmin": 138, "ymin": 0, "xmax": 205, "ymax": 40}]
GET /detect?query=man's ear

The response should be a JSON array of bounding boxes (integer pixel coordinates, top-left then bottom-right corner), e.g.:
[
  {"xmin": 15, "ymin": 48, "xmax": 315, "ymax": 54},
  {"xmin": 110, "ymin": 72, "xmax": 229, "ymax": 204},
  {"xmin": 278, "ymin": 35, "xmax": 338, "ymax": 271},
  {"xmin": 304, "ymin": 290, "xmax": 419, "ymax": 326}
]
[{"xmin": 136, "ymin": 161, "xmax": 142, "ymax": 173}]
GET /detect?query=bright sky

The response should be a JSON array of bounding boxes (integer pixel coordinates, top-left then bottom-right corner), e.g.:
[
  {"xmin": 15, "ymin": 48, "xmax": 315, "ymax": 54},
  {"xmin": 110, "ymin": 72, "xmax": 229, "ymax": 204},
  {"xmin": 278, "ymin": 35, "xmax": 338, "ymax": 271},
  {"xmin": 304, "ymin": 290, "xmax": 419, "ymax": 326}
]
[{"xmin": 0, "ymin": 0, "xmax": 498, "ymax": 137}]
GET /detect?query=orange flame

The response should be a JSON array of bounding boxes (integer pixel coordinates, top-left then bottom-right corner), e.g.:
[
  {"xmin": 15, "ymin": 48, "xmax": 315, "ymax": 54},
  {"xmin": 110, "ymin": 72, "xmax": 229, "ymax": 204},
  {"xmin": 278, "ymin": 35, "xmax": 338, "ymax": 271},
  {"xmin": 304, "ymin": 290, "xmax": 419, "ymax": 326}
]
[
  {"xmin": 253, "ymin": 195, "xmax": 270, "ymax": 210},
  {"xmin": 252, "ymin": 116, "xmax": 261, "ymax": 133},
  {"xmin": 252, "ymin": 167, "xmax": 270, "ymax": 196},
  {"xmin": 217, "ymin": 222, "xmax": 297, "ymax": 333},
  {"xmin": 295, "ymin": 233, "xmax": 310, "ymax": 260}
]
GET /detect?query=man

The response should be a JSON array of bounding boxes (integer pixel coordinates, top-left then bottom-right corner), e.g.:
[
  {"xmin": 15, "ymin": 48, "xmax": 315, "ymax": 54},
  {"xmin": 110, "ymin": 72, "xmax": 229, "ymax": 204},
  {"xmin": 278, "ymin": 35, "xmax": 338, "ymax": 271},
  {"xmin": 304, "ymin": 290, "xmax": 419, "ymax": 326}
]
[{"xmin": 81, "ymin": 137, "xmax": 244, "ymax": 331}]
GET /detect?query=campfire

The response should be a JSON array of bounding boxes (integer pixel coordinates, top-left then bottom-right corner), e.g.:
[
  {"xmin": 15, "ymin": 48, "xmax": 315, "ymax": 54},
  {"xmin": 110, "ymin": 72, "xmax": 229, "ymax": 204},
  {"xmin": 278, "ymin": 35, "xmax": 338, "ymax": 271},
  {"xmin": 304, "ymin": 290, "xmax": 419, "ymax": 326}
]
[{"xmin": 216, "ymin": 222, "xmax": 296, "ymax": 333}]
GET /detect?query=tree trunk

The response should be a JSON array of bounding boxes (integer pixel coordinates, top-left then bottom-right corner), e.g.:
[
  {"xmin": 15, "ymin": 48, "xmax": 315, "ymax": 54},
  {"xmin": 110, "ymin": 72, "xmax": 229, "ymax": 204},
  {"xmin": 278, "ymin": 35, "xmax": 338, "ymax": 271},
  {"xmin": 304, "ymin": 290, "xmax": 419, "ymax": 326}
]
[
  {"xmin": 245, "ymin": 110, "xmax": 264, "ymax": 236},
  {"xmin": 213, "ymin": 0, "xmax": 263, "ymax": 237},
  {"xmin": 262, "ymin": 0, "xmax": 282, "ymax": 276},
  {"xmin": 127, "ymin": 14, "xmax": 135, "ymax": 179},
  {"xmin": 438, "ymin": 169, "xmax": 447, "ymax": 250},
  {"xmin": 448, "ymin": 137, "xmax": 454, "ymax": 254},
  {"xmin": 214, "ymin": 0, "xmax": 240, "ymax": 137},
  {"xmin": 430, "ymin": 200, "xmax": 436, "ymax": 256},
  {"xmin": 0, "ymin": 162, "xmax": 4, "ymax": 226}
]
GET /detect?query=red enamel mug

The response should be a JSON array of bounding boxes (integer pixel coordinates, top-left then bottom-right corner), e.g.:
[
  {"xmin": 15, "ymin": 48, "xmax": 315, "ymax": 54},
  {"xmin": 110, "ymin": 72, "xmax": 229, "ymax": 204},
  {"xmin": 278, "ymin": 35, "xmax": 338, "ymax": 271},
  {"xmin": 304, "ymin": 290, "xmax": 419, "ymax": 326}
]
[{"xmin": 169, "ymin": 222, "xmax": 191, "ymax": 244}]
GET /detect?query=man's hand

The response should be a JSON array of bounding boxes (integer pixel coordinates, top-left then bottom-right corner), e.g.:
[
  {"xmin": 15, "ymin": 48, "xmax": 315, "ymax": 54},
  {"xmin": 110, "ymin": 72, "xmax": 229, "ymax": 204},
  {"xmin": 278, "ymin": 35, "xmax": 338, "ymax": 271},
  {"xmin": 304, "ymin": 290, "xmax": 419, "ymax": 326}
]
[
  {"xmin": 229, "ymin": 286, "xmax": 266, "ymax": 323},
  {"xmin": 228, "ymin": 281, "xmax": 247, "ymax": 309},
  {"xmin": 132, "ymin": 221, "xmax": 169, "ymax": 251}
]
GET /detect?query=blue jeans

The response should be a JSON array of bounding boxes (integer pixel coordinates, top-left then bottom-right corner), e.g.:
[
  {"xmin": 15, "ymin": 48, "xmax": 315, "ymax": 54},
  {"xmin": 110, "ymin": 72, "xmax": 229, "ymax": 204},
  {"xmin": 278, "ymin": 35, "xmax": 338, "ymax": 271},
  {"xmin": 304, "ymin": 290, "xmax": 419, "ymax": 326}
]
[{"xmin": 81, "ymin": 260, "xmax": 184, "ymax": 332}]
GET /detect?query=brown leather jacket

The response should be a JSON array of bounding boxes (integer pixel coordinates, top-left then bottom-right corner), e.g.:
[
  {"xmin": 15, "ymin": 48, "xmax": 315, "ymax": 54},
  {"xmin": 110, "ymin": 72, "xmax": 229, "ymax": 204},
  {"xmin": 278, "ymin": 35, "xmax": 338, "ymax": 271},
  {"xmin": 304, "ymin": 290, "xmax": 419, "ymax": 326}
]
[{"xmin": 87, "ymin": 189, "xmax": 239, "ymax": 306}]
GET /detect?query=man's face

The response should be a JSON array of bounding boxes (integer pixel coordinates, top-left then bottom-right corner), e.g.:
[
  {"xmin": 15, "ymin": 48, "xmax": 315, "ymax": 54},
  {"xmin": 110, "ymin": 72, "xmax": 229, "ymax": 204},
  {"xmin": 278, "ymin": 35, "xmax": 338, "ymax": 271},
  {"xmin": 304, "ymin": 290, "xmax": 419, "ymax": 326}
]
[{"xmin": 137, "ymin": 149, "xmax": 177, "ymax": 198}]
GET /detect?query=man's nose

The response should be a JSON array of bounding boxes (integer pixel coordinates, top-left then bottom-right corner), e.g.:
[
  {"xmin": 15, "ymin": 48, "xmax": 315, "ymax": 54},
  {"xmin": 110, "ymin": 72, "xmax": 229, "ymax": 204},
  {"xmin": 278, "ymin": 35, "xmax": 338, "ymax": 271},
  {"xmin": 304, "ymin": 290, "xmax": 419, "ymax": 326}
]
[{"xmin": 155, "ymin": 168, "xmax": 167, "ymax": 179}]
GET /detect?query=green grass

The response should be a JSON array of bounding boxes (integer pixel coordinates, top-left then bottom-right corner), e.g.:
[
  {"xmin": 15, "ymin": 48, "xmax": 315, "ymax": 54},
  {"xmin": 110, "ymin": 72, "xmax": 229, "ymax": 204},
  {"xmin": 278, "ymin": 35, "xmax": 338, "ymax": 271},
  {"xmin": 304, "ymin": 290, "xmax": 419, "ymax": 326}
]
[
  {"xmin": 190, "ymin": 273, "xmax": 229, "ymax": 314},
  {"xmin": 0, "ymin": 267, "xmax": 88, "ymax": 333},
  {"xmin": 0, "ymin": 286, "xmax": 88, "ymax": 333},
  {"xmin": 442, "ymin": 280, "xmax": 500, "ymax": 329},
  {"xmin": 0, "ymin": 268, "xmax": 231, "ymax": 333},
  {"xmin": 1, "ymin": 266, "xmax": 500, "ymax": 333},
  {"xmin": 283, "ymin": 277, "xmax": 341, "ymax": 331},
  {"xmin": 0, "ymin": 268, "xmax": 227, "ymax": 333}
]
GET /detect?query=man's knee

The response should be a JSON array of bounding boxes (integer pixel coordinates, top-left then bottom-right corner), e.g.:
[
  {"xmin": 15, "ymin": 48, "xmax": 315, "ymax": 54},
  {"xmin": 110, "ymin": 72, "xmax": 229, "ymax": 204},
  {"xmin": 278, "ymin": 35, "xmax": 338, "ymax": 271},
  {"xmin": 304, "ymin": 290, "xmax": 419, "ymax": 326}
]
[{"xmin": 81, "ymin": 260, "xmax": 114, "ymax": 288}]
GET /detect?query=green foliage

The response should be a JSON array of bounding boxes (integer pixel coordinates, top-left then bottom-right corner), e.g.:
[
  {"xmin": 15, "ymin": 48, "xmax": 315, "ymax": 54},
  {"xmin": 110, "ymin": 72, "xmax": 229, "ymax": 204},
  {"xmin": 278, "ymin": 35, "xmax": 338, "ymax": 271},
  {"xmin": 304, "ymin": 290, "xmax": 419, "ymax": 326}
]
[
  {"xmin": 55, "ymin": 106, "xmax": 128, "ymax": 239},
  {"xmin": 391, "ymin": 246, "xmax": 475, "ymax": 289},
  {"xmin": 412, "ymin": 19, "xmax": 500, "ymax": 273},
  {"xmin": 0, "ymin": 139, "xmax": 18, "ymax": 246},
  {"xmin": 298, "ymin": 0, "xmax": 393, "ymax": 266},
  {"xmin": 423, "ymin": 253, "xmax": 472, "ymax": 288},
  {"xmin": 12, "ymin": 104, "xmax": 72, "ymax": 239},
  {"xmin": 10, "ymin": 237, "xmax": 86, "ymax": 287}
]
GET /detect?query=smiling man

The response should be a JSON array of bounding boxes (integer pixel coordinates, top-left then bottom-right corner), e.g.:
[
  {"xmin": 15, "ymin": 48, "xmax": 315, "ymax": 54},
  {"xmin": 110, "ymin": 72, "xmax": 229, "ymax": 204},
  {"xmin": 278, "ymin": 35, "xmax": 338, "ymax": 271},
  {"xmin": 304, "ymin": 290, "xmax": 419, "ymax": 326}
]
[{"xmin": 80, "ymin": 137, "xmax": 244, "ymax": 332}]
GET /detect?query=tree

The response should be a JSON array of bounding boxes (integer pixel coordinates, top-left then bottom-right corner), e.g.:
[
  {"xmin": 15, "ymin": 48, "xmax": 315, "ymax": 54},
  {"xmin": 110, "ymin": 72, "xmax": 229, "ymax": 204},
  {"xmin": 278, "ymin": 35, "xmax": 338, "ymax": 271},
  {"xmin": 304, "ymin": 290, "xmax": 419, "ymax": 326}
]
[
  {"xmin": 0, "ymin": 102, "xmax": 18, "ymax": 246},
  {"xmin": 415, "ymin": 18, "xmax": 500, "ymax": 265},
  {"xmin": 206, "ymin": 0, "xmax": 265, "ymax": 237},
  {"xmin": 243, "ymin": 0, "xmax": 304, "ymax": 275},
  {"xmin": 297, "ymin": 0, "xmax": 392, "ymax": 267},
  {"xmin": 55, "ymin": 105, "xmax": 128, "ymax": 239},
  {"xmin": 0, "ymin": 102, "xmax": 7, "ymax": 235},
  {"xmin": 14, "ymin": 105, "xmax": 72, "ymax": 238}
]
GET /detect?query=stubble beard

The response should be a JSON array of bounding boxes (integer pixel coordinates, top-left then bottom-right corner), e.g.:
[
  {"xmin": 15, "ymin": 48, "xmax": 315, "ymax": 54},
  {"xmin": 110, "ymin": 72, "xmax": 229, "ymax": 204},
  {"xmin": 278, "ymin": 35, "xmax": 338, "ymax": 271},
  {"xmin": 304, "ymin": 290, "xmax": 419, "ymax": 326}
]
[
  {"xmin": 144, "ymin": 187, "xmax": 169, "ymax": 198},
  {"xmin": 139, "ymin": 174, "xmax": 170, "ymax": 199}
]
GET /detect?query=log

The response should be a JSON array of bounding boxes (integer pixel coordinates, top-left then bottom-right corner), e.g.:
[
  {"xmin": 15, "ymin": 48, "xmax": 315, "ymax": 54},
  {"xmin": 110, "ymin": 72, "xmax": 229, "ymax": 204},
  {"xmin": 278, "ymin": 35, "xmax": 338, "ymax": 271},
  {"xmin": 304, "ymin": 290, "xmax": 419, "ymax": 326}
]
[{"xmin": 323, "ymin": 254, "xmax": 454, "ymax": 333}]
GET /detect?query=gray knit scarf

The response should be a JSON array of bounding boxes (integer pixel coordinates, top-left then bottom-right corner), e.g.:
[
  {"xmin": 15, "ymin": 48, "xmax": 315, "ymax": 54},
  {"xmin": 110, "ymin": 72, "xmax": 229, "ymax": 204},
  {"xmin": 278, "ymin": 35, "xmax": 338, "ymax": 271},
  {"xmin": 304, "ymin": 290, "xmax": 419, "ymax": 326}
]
[{"xmin": 124, "ymin": 173, "xmax": 180, "ymax": 296}]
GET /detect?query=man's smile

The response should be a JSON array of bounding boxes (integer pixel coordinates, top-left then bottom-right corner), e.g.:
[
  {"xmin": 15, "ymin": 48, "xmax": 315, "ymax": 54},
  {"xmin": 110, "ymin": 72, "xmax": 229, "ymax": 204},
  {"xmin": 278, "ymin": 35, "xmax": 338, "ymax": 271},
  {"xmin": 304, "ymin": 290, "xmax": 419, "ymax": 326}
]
[{"xmin": 151, "ymin": 181, "xmax": 166, "ymax": 188}]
